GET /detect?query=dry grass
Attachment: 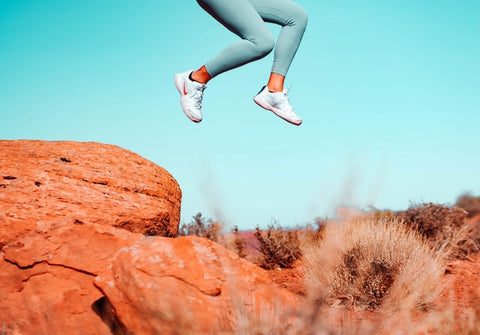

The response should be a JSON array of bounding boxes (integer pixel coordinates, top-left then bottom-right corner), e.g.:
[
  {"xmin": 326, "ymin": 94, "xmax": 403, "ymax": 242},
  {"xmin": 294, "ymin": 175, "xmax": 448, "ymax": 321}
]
[
  {"xmin": 254, "ymin": 223, "xmax": 302, "ymax": 270},
  {"xmin": 396, "ymin": 203, "xmax": 467, "ymax": 239},
  {"xmin": 301, "ymin": 217, "xmax": 446, "ymax": 316},
  {"xmin": 232, "ymin": 225, "xmax": 248, "ymax": 258},
  {"xmin": 456, "ymin": 194, "xmax": 480, "ymax": 218},
  {"xmin": 230, "ymin": 293, "xmax": 297, "ymax": 335},
  {"xmin": 419, "ymin": 299, "xmax": 480, "ymax": 335},
  {"xmin": 297, "ymin": 218, "xmax": 327, "ymax": 246},
  {"xmin": 396, "ymin": 203, "xmax": 478, "ymax": 259},
  {"xmin": 177, "ymin": 212, "xmax": 222, "ymax": 243},
  {"xmin": 173, "ymin": 210, "xmax": 480, "ymax": 334}
]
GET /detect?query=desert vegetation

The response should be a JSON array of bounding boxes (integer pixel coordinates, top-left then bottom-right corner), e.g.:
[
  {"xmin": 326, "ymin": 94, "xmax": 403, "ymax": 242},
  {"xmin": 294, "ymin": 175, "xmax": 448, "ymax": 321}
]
[
  {"xmin": 178, "ymin": 201, "xmax": 480, "ymax": 334},
  {"xmin": 232, "ymin": 225, "xmax": 248, "ymax": 258},
  {"xmin": 253, "ymin": 222, "xmax": 302, "ymax": 270},
  {"xmin": 302, "ymin": 217, "xmax": 445, "ymax": 312},
  {"xmin": 5, "ymin": 141, "xmax": 478, "ymax": 334},
  {"xmin": 177, "ymin": 212, "xmax": 222, "ymax": 242},
  {"xmin": 395, "ymin": 202, "xmax": 476, "ymax": 258},
  {"xmin": 456, "ymin": 194, "xmax": 480, "ymax": 218}
]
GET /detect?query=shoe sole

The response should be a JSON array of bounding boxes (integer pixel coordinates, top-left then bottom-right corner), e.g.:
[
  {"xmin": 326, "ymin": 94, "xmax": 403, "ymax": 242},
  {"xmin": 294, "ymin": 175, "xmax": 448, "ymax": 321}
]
[
  {"xmin": 253, "ymin": 96, "xmax": 302, "ymax": 126},
  {"xmin": 174, "ymin": 74, "xmax": 202, "ymax": 123}
]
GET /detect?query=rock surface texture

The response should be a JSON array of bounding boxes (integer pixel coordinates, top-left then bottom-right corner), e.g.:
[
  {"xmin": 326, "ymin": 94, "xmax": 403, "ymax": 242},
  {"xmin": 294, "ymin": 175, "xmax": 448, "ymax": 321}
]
[
  {"xmin": 0, "ymin": 140, "xmax": 298, "ymax": 334},
  {"xmin": 0, "ymin": 140, "xmax": 182, "ymax": 246},
  {"xmin": 95, "ymin": 236, "xmax": 298, "ymax": 334}
]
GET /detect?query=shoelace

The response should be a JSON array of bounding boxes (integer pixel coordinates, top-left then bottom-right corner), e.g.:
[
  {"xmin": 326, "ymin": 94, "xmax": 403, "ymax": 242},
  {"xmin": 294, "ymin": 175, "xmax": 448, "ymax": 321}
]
[
  {"xmin": 277, "ymin": 85, "xmax": 294, "ymax": 113},
  {"xmin": 192, "ymin": 84, "xmax": 206, "ymax": 109}
]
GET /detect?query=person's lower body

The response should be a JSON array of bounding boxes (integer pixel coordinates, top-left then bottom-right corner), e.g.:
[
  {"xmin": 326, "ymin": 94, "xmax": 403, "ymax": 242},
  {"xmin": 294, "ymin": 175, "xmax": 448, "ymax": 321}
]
[{"xmin": 175, "ymin": 0, "xmax": 307, "ymax": 125}]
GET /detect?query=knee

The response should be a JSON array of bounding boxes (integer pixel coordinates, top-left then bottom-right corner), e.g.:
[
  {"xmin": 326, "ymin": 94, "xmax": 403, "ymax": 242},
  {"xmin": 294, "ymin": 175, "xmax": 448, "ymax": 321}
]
[
  {"xmin": 251, "ymin": 31, "xmax": 275, "ymax": 58},
  {"xmin": 289, "ymin": 4, "xmax": 308, "ymax": 30}
]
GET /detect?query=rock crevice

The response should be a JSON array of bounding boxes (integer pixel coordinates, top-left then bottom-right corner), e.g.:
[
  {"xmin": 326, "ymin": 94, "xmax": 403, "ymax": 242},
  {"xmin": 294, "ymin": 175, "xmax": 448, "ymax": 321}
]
[{"xmin": 4, "ymin": 258, "xmax": 97, "ymax": 277}]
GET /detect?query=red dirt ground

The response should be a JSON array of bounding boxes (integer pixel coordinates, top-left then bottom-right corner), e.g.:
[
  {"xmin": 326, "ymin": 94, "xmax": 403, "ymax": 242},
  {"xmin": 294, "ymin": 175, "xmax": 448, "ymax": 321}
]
[{"xmin": 445, "ymin": 215, "xmax": 480, "ymax": 311}]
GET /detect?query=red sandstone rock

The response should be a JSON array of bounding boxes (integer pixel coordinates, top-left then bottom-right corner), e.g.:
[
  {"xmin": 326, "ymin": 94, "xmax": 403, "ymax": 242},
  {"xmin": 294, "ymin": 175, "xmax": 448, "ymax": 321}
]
[
  {"xmin": 1, "ymin": 226, "xmax": 299, "ymax": 334},
  {"xmin": 3, "ymin": 221, "xmax": 144, "ymax": 275},
  {"xmin": 0, "ymin": 253, "xmax": 110, "ymax": 335},
  {"xmin": 95, "ymin": 236, "xmax": 300, "ymax": 334},
  {"xmin": 0, "ymin": 140, "xmax": 182, "ymax": 247},
  {"xmin": 0, "ymin": 140, "xmax": 300, "ymax": 335},
  {"xmin": 0, "ymin": 222, "xmax": 143, "ymax": 334}
]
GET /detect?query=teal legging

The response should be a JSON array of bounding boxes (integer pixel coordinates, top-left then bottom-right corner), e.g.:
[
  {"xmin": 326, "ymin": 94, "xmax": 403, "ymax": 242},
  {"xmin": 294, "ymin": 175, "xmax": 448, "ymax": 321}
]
[{"xmin": 197, "ymin": 0, "xmax": 308, "ymax": 78}]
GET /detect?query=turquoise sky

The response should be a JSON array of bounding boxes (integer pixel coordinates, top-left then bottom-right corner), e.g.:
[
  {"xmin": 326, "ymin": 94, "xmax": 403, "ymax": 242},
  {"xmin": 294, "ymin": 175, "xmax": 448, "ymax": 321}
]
[{"xmin": 1, "ymin": 0, "xmax": 479, "ymax": 229}]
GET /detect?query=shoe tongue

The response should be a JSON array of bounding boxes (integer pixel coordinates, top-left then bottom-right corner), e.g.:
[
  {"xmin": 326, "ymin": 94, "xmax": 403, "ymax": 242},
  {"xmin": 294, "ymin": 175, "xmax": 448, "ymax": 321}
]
[{"xmin": 193, "ymin": 81, "xmax": 206, "ymax": 90}]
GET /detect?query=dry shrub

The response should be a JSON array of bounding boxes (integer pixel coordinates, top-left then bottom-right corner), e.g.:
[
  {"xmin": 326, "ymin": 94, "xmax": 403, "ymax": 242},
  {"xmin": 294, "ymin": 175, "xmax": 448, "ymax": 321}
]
[
  {"xmin": 456, "ymin": 194, "xmax": 480, "ymax": 218},
  {"xmin": 254, "ymin": 223, "xmax": 301, "ymax": 270},
  {"xmin": 396, "ymin": 203, "xmax": 478, "ymax": 259},
  {"xmin": 397, "ymin": 203, "xmax": 466, "ymax": 240},
  {"xmin": 230, "ymin": 292, "xmax": 298, "ymax": 335},
  {"xmin": 232, "ymin": 225, "xmax": 248, "ymax": 258},
  {"xmin": 298, "ymin": 218, "xmax": 327, "ymax": 246},
  {"xmin": 177, "ymin": 212, "xmax": 222, "ymax": 243},
  {"xmin": 467, "ymin": 222, "xmax": 480, "ymax": 255},
  {"xmin": 302, "ymin": 217, "xmax": 446, "ymax": 316}
]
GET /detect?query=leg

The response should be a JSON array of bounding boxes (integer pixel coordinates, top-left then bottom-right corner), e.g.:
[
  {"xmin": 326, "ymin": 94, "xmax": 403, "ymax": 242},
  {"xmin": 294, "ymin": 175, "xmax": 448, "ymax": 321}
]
[
  {"xmin": 250, "ymin": 0, "xmax": 308, "ymax": 91},
  {"xmin": 251, "ymin": 0, "xmax": 307, "ymax": 125},
  {"xmin": 193, "ymin": 0, "xmax": 275, "ymax": 81},
  {"xmin": 175, "ymin": 0, "xmax": 274, "ymax": 123}
]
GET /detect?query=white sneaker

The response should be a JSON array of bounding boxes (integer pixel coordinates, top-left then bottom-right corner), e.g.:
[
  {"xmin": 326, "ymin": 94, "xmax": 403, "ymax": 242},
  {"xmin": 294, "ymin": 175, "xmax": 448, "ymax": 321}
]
[
  {"xmin": 174, "ymin": 70, "xmax": 207, "ymax": 123},
  {"xmin": 253, "ymin": 86, "xmax": 302, "ymax": 126}
]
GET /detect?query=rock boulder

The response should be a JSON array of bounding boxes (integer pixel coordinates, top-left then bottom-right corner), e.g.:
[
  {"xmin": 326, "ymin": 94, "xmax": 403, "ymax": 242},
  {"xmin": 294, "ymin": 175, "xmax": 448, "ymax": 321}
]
[
  {"xmin": 0, "ymin": 140, "xmax": 299, "ymax": 334},
  {"xmin": 95, "ymin": 236, "xmax": 300, "ymax": 334},
  {"xmin": 0, "ymin": 140, "xmax": 182, "ymax": 247},
  {"xmin": 1, "ymin": 222, "xmax": 144, "ymax": 335}
]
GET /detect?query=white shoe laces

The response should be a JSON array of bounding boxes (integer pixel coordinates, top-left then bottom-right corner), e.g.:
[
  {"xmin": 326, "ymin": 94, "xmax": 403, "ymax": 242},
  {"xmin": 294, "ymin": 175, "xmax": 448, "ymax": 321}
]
[
  {"xmin": 276, "ymin": 86, "xmax": 293, "ymax": 114},
  {"xmin": 191, "ymin": 84, "xmax": 206, "ymax": 109}
]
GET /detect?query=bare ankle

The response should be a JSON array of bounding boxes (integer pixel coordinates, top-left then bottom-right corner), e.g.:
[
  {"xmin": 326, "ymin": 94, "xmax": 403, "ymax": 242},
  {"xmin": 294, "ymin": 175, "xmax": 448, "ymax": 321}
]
[
  {"xmin": 267, "ymin": 85, "xmax": 283, "ymax": 93},
  {"xmin": 267, "ymin": 73, "xmax": 285, "ymax": 93},
  {"xmin": 191, "ymin": 66, "xmax": 211, "ymax": 84}
]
